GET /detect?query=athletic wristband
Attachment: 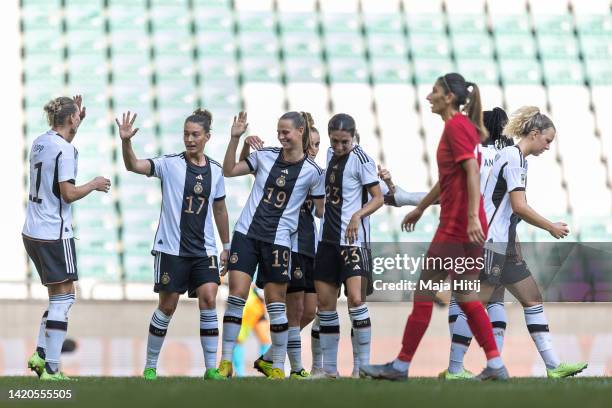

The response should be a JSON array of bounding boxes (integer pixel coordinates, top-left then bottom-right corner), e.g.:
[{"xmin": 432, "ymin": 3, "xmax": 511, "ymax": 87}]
[{"xmin": 223, "ymin": 243, "xmax": 231, "ymax": 251}]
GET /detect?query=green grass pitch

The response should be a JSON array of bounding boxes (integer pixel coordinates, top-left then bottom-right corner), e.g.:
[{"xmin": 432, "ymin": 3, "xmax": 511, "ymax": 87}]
[{"xmin": 1, "ymin": 377, "xmax": 610, "ymax": 408}]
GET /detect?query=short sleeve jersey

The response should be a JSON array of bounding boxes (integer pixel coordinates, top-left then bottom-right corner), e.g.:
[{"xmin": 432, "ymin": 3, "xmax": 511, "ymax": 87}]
[
  {"xmin": 480, "ymin": 144, "xmax": 498, "ymax": 194},
  {"xmin": 436, "ymin": 113, "xmax": 487, "ymax": 240},
  {"xmin": 148, "ymin": 153, "xmax": 226, "ymax": 257},
  {"xmin": 23, "ymin": 130, "xmax": 78, "ymax": 240},
  {"xmin": 483, "ymin": 146, "xmax": 528, "ymax": 254},
  {"xmin": 234, "ymin": 147, "xmax": 325, "ymax": 248},
  {"xmin": 320, "ymin": 145, "xmax": 379, "ymax": 247}
]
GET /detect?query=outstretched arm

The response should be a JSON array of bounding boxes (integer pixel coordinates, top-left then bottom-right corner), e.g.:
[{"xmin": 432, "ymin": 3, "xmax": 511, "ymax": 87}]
[
  {"xmin": 116, "ymin": 111, "xmax": 151, "ymax": 175},
  {"xmin": 223, "ymin": 112, "xmax": 253, "ymax": 177}
]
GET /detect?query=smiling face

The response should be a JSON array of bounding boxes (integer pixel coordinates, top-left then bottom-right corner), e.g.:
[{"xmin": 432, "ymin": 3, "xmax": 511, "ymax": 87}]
[
  {"xmin": 308, "ymin": 130, "xmax": 320, "ymax": 159},
  {"xmin": 277, "ymin": 119, "xmax": 303, "ymax": 150},
  {"xmin": 426, "ymin": 80, "xmax": 455, "ymax": 116},
  {"xmin": 329, "ymin": 129, "xmax": 353, "ymax": 156},
  {"xmin": 183, "ymin": 121, "xmax": 209, "ymax": 154},
  {"xmin": 529, "ymin": 127, "xmax": 556, "ymax": 156}
]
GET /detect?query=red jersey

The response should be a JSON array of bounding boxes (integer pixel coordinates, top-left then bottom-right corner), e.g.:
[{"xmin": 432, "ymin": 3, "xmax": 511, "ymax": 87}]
[{"xmin": 435, "ymin": 113, "xmax": 487, "ymax": 241}]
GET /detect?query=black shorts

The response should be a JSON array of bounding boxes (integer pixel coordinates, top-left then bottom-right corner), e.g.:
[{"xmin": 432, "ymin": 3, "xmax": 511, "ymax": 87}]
[
  {"xmin": 23, "ymin": 235, "xmax": 78, "ymax": 286},
  {"xmin": 481, "ymin": 249, "xmax": 532, "ymax": 286},
  {"xmin": 313, "ymin": 242, "xmax": 371, "ymax": 289},
  {"xmin": 287, "ymin": 252, "xmax": 315, "ymax": 294},
  {"xmin": 153, "ymin": 252, "xmax": 220, "ymax": 298},
  {"xmin": 228, "ymin": 231, "xmax": 291, "ymax": 286}
]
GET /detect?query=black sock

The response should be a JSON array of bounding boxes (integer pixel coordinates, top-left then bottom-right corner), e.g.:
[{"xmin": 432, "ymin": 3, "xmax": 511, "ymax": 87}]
[{"xmin": 36, "ymin": 347, "xmax": 46, "ymax": 360}]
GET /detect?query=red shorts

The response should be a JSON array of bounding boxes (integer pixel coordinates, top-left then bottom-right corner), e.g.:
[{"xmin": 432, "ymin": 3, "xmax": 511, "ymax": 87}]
[{"xmin": 424, "ymin": 228, "xmax": 485, "ymax": 276}]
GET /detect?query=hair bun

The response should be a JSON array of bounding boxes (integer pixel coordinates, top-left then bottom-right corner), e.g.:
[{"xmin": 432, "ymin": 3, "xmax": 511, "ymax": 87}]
[{"xmin": 193, "ymin": 108, "xmax": 212, "ymax": 123}]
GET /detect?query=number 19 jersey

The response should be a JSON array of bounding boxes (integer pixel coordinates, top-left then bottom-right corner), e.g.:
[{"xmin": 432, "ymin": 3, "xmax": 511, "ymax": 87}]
[{"xmin": 23, "ymin": 130, "xmax": 78, "ymax": 240}]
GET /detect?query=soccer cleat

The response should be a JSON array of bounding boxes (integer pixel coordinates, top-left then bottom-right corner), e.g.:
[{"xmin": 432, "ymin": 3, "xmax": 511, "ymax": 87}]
[
  {"xmin": 267, "ymin": 367, "xmax": 285, "ymax": 380},
  {"xmin": 204, "ymin": 368, "xmax": 226, "ymax": 380},
  {"xmin": 359, "ymin": 362, "xmax": 407, "ymax": 381},
  {"xmin": 27, "ymin": 352, "xmax": 45, "ymax": 378},
  {"xmin": 253, "ymin": 356, "xmax": 273, "ymax": 377},
  {"xmin": 439, "ymin": 368, "xmax": 475, "ymax": 380},
  {"xmin": 547, "ymin": 362, "xmax": 588, "ymax": 379},
  {"xmin": 475, "ymin": 365, "xmax": 509, "ymax": 381},
  {"xmin": 310, "ymin": 367, "xmax": 325, "ymax": 376},
  {"xmin": 217, "ymin": 360, "xmax": 233, "ymax": 378},
  {"xmin": 351, "ymin": 369, "xmax": 360, "ymax": 378},
  {"xmin": 308, "ymin": 370, "xmax": 339, "ymax": 379},
  {"xmin": 143, "ymin": 368, "xmax": 157, "ymax": 380},
  {"xmin": 290, "ymin": 369, "xmax": 311, "ymax": 379},
  {"xmin": 40, "ymin": 371, "xmax": 71, "ymax": 381}
]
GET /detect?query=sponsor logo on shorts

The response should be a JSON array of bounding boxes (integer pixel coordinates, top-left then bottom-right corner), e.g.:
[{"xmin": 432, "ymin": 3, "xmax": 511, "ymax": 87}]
[{"xmin": 161, "ymin": 272, "xmax": 170, "ymax": 285}]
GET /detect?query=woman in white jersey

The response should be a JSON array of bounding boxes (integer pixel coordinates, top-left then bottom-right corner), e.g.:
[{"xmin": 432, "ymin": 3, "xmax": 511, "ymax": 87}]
[
  {"xmin": 447, "ymin": 106, "xmax": 587, "ymax": 379},
  {"xmin": 24, "ymin": 96, "xmax": 110, "ymax": 380},
  {"xmin": 219, "ymin": 111, "xmax": 325, "ymax": 379},
  {"xmin": 313, "ymin": 113, "xmax": 384, "ymax": 378},
  {"xmin": 117, "ymin": 109, "xmax": 230, "ymax": 381}
]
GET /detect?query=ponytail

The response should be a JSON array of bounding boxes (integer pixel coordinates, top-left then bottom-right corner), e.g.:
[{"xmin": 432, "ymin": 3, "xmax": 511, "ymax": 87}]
[
  {"xmin": 463, "ymin": 82, "xmax": 488, "ymax": 141},
  {"xmin": 503, "ymin": 106, "xmax": 555, "ymax": 139}
]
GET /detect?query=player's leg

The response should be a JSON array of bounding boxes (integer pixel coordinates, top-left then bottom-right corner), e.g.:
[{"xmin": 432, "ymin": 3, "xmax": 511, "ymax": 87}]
[
  {"xmin": 314, "ymin": 280, "xmax": 340, "ymax": 377},
  {"xmin": 286, "ymin": 290, "xmax": 307, "ymax": 377},
  {"xmin": 42, "ymin": 281, "xmax": 76, "ymax": 380},
  {"xmin": 300, "ymin": 258, "xmax": 320, "ymax": 374},
  {"xmin": 505, "ymin": 270, "xmax": 587, "ymax": 378},
  {"xmin": 144, "ymin": 290, "xmax": 179, "ymax": 379},
  {"xmin": 195, "ymin": 282, "xmax": 222, "ymax": 379},
  {"xmin": 263, "ymin": 282, "xmax": 289, "ymax": 379}
]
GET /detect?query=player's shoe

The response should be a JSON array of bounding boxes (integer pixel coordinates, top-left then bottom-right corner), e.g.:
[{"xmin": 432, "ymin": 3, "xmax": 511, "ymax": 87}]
[
  {"xmin": 309, "ymin": 370, "xmax": 339, "ymax": 379},
  {"xmin": 143, "ymin": 368, "xmax": 157, "ymax": 380},
  {"xmin": 217, "ymin": 360, "xmax": 233, "ymax": 378},
  {"xmin": 253, "ymin": 356, "xmax": 273, "ymax": 377},
  {"xmin": 351, "ymin": 368, "xmax": 360, "ymax": 378},
  {"xmin": 268, "ymin": 368, "xmax": 285, "ymax": 380},
  {"xmin": 439, "ymin": 368, "xmax": 475, "ymax": 380},
  {"xmin": 27, "ymin": 352, "xmax": 45, "ymax": 377},
  {"xmin": 475, "ymin": 365, "xmax": 509, "ymax": 380},
  {"xmin": 359, "ymin": 362, "xmax": 407, "ymax": 381},
  {"xmin": 40, "ymin": 371, "xmax": 71, "ymax": 381},
  {"xmin": 204, "ymin": 368, "xmax": 226, "ymax": 380},
  {"xmin": 290, "ymin": 369, "xmax": 311, "ymax": 379},
  {"xmin": 310, "ymin": 367, "xmax": 325, "ymax": 376},
  {"xmin": 547, "ymin": 362, "xmax": 588, "ymax": 379}
]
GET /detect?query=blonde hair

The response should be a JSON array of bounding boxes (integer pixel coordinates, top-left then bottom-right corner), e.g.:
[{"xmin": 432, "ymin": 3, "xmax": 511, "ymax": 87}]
[
  {"xmin": 43, "ymin": 97, "xmax": 77, "ymax": 127},
  {"xmin": 503, "ymin": 106, "xmax": 555, "ymax": 139}
]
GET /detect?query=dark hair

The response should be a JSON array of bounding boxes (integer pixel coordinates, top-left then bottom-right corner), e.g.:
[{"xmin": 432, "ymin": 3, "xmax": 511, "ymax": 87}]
[
  {"xmin": 328, "ymin": 113, "xmax": 356, "ymax": 137},
  {"xmin": 279, "ymin": 111, "xmax": 312, "ymax": 152},
  {"xmin": 483, "ymin": 107, "xmax": 513, "ymax": 148},
  {"xmin": 44, "ymin": 97, "xmax": 77, "ymax": 127},
  {"xmin": 185, "ymin": 108, "xmax": 213, "ymax": 133},
  {"xmin": 438, "ymin": 73, "xmax": 488, "ymax": 141}
]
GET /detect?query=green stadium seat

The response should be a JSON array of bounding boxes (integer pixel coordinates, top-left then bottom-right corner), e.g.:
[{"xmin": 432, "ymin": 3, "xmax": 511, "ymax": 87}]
[
  {"xmin": 68, "ymin": 54, "xmax": 108, "ymax": 82},
  {"xmin": 489, "ymin": 14, "xmax": 531, "ymax": 35},
  {"xmin": 193, "ymin": 9, "xmax": 233, "ymax": 32},
  {"xmin": 575, "ymin": 14, "xmax": 612, "ymax": 36},
  {"xmin": 239, "ymin": 32, "xmax": 279, "ymax": 57},
  {"xmin": 237, "ymin": 12, "xmax": 276, "ymax": 33},
  {"xmin": 197, "ymin": 31, "xmax": 235, "ymax": 58},
  {"xmin": 150, "ymin": 5, "xmax": 190, "ymax": 30},
  {"xmin": 542, "ymin": 59, "xmax": 584, "ymax": 85},
  {"xmin": 451, "ymin": 33, "xmax": 494, "ymax": 59},
  {"xmin": 108, "ymin": 2, "xmax": 147, "ymax": 29},
  {"xmin": 494, "ymin": 33, "xmax": 537, "ymax": 59},
  {"xmin": 409, "ymin": 33, "xmax": 450, "ymax": 59},
  {"xmin": 328, "ymin": 57, "xmax": 368, "ymax": 83},
  {"xmin": 65, "ymin": 3, "xmax": 103, "ymax": 31},
  {"xmin": 201, "ymin": 82, "xmax": 241, "ymax": 110},
  {"xmin": 241, "ymin": 56, "xmax": 282, "ymax": 82},
  {"xmin": 156, "ymin": 55, "xmax": 194, "ymax": 79},
  {"xmin": 579, "ymin": 34, "xmax": 612, "ymax": 59},
  {"xmin": 153, "ymin": 31, "xmax": 192, "ymax": 55},
  {"xmin": 24, "ymin": 80, "xmax": 65, "ymax": 107},
  {"xmin": 531, "ymin": 14, "xmax": 574, "ymax": 36},
  {"xmin": 124, "ymin": 253, "xmax": 153, "ymax": 282},
  {"xmin": 21, "ymin": 3, "xmax": 61, "ymax": 32},
  {"xmin": 22, "ymin": 29, "xmax": 62, "ymax": 54},
  {"xmin": 413, "ymin": 58, "xmax": 454, "ymax": 84},
  {"xmin": 405, "ymin": 14, "xmax": 445, "ymax": 34},
  {"xmin": 198, "ymin": 56, "xmax": 238, "ymax": 82},
  {"xmin": 371, "ymin": 59, "xmax": 411, "ymax": 84},
  {"xmin": 363, "ymin": 13, "xmax": 403, "ymax": 34},
  {"xmin": 321, "ymin": 13, "xmax": 361, "ymax": 34},
  {"xmin": 498, "ymin": 58, "xmax": 542, "ymax": 85},
  {"xmin": 447, "ymin": 14, "xmax": 488, "ymax": 34},
  {"xmin": 325, "ymin": 34, "xmax": 365, "ymax": 58},
  {"xmin": 278, "ymin": 12, "xmax": 318, "ymax": 33},
  {"xmin": 284, "ymin": 57, "xmax": 325, "ymax": 82},
  {"xmin": 585, "ymin": 58, "xmax": 612, "ymax": 85},
  {"xmin": 281, "ymin": 31, "xmax": 321, "ymax": 57},
  {"xmin": 193, "ymin": 0, "xmax": 231, "ymax": 9},
  {"xmin": 537, "ymin": 34, "xmax": 579, "ymax": 59},
  {"xmin": 367, "ymin": 33, "xmax": 407, "ymax": 59},
  {"xmin": 456, "ymin": 58, "xmax": 498, "ymax": 85}
]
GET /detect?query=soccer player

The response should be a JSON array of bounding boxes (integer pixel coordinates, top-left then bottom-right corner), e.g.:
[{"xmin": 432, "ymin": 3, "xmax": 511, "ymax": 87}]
[
  {"xmin": 117, "ymin": 109, "xmax": 229, "ymax": 380},
  {"xmin": 249, "ymin": 118, "xmax": 323, "ymax": 379},
  {"xmin": 445, "ymin": 106, "xmax": 588, "ymax": 379},
  {"xmin": 218, "ymin": 111, "xmax": 325, "ymax": 379},
  {"xmin": 313, "ymin": 113, "xmax": 384, "ymax": 378},
  {"xmin": 361, "ymin": 73, "xmax": 509, "ymax": 381},
  {"xmin": 24, "ymin": 96, "xmax": 111, "ymax": 380}
]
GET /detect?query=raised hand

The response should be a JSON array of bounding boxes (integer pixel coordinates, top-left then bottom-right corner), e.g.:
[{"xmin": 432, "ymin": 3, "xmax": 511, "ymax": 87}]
[
  {"xmin": 377, "ymin": 164, "xmax": 392, "ymax": 183},
  {"xmin": 115, "ymin": 111, "xmax": 139, "ymax": 141},
  {"xmin": 73, "ymin": 94, "xmax": 86, "ymax": 121},
  {"xmin": 231, "ymin": 111, "xmax": 248, "ymax": 138},
  {"xmin": 245, "ymin": 135, "xmax": 264, "ymax": 150}
]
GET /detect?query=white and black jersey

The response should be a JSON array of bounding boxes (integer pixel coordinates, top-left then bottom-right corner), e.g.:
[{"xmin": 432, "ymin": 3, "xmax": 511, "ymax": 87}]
[
  {"xmin": 483, "ymin": 146, "xmax": 528, "ymax": 254},
  {"xmin": 291, "ymin": 195, "xmax": 319, "ymax": 258},
  {"xmin": 480, "ymin": 144, "xmax": 498, "ymax": 194},
  {"xmin": 148, "ymin": 153, "xmax": 225, "ymax": 257},
  {"xmin": 23, "ymin": 130, "xmax": 78, "ymax": 240},
  {"xmin": 319, "ymin": 145, "xmax": 379, "ymax": 247},
  {"xmin": 234, "ymin": 147, "xmax": 325, "ymax": 248}
]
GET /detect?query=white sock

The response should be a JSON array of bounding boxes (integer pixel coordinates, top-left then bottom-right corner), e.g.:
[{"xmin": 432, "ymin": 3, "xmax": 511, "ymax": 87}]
[
  {"xmin": 146, "ymin": 308, "xmax": 171, "ymax": 369},
  {"xmin": 392, "ymin": 358, "xmax": 410, "ymax": 372},
  {"xmin": 267, "ymin": 303, "xmax": 289, "ymax": 370},
  {"xmin": 199, "ymin": 309, "xmax": 218, "ymax": 370},
  {"xmin": 287, "ymin": 326, "xmax": 303, "ymax": 372},
  {"xmin": 221, "ymin": 295, "xmax": 246, "ymax": 362},
  {"xmin": 311, "ymin": 315, "xmax": 322, "ymax": 370},
  {"xmin": 36, "ymin": 310, "xmax": 48, "ymax": 358},
  {"xmin": 449, "ymin": 311, "xmax": 472, "ymax": 374},
  {"xmin": 45, "ymin": 294, "xmax": 75, "ymax": 373},
  {"xmin": 351, "ymin": 328, "xmax": 359, "ymax": 373},
  {"xmin": 349, "ymin": 304, "xmax": 371, "ymax": 365},
  {"xmin": 318, "ymin": 311, "xmax": 340, "ymax": 375},
  {"xmin": 524, "ymin": 304, "xmax": 559, "ymax": 369},
  {"xmin": 448, "ymin": 296, "xmax": 461, "ymax": 336},
  {"xmin": 487, "ymin": 356, "xmax": 503, "ymax": 369},
  {"xmin": 486, "ymin": 302, "xmax": 507, "ymax": 353}
]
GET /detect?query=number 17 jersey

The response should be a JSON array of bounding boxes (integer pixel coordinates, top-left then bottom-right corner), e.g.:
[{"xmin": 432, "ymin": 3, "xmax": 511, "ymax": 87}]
[{"xmin": 23, "ymin": 130, "xmax": 78, "ymax": 240}]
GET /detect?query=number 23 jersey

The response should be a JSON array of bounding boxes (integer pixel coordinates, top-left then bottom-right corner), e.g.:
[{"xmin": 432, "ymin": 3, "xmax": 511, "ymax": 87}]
[
  {"xmin": 148, "ymin": 153, "xmax": 226, "ymax": 257},
  {"xmin": 234, "ymin": 147, "xmax": 325, "ymax": 248},
  {"xmin": 23, "ymin": 130, "xmax": 78, "ymax": 240}
]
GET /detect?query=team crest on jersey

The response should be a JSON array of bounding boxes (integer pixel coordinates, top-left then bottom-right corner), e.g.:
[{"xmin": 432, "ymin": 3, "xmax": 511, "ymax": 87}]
[
  {"xmin": 276, "ymin": 175, "xmax": 286, "ymax": 187},
  {"xmin": 330, "ymin": 172, "xmax": 336, "ymax": 183},
  {"xmin": 161, "ymin": 272, "xmax": 170, "ymax": 285},
  {"xmin": 194, "ymin": 182, "xmax": 203, "ymax": 194},
  {"xmin": 293, "ymin": 267, "xmax": 303, "ymax": 280},
  {"xmin": 230, "ymin": 253, "xmax": 239, "ymax": 264},
  {"xmin": 490, "ymin": 265, "xmax": 501, "ymax": 277}
]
